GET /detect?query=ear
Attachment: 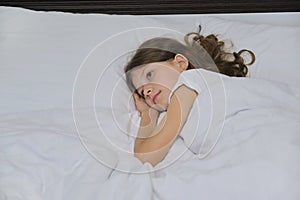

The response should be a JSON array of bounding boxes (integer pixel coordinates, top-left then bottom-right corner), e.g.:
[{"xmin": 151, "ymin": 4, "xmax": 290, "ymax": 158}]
[{"xmin": 174, "ymin": 54, "xmax": 189, "ymax": 71}]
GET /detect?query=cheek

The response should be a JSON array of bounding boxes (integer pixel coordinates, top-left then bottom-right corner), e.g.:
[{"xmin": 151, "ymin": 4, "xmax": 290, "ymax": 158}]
[
  {"xmin": 165, "ymin": 79, "xmax": 178, "ymax": 90},
  {"xmin": 158, "ymin": 88, "xmax": 172, "ymax": 109},
  {"xmin": 155, "ymin": 74, "xmax": 179, "ymax": 90}
]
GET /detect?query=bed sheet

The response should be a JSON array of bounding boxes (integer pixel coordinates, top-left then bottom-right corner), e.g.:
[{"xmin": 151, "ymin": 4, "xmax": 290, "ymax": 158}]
[{"xmin": 1, "ymin": 6, "xmax": 300, "ymax": 200}]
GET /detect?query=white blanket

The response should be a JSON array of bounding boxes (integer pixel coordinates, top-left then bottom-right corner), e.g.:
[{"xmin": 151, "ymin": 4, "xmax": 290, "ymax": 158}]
[
  {"xmin": 1, "ymin": 72, "xmax": 300, "ymax": 200},
  {"xmin": 168, "ymin": 69, "xmax": 300, "ymax": 156}
]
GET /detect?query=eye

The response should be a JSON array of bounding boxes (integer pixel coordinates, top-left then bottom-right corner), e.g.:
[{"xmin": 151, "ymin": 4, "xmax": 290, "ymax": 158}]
[{"xmin": 146, "ymin": 71, "xmax": 153, "ymax": 79}]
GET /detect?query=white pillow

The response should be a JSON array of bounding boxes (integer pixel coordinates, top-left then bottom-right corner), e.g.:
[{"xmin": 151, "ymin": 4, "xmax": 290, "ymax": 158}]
[
  {"xmin": 0, "ymin": 6, "xmax": 195, "ymax": 115},
  {"xmin": 198, "ymin": 16, "xmax": 300, "ymax": 88}
]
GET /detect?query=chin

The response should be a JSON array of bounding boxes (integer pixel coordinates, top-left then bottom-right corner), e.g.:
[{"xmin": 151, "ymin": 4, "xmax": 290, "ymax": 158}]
[{"xmin": 153, "ymin": 104, "xmax": 168, "ymax": 112}]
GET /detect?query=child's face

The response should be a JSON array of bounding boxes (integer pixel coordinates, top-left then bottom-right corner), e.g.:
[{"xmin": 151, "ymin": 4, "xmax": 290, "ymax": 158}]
[{"xmin": 130, "ymin": 59, "xmax": 184, "ymax": 111}]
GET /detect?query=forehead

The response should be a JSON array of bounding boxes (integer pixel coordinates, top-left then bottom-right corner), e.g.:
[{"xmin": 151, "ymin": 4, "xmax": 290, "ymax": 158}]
[
  {"xmin": 129, "ymin": 61, "xmax": 178, "ymax": 90},
  {"xmin": 129, "ymin": 64, "xmax": 152, "ymax": 89}
]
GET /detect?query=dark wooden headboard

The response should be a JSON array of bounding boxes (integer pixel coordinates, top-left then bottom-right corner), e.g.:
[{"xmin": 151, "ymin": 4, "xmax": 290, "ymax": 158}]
[{"xmin": 1, "ymin": 0, "xmax": 300, "ymax": 15}]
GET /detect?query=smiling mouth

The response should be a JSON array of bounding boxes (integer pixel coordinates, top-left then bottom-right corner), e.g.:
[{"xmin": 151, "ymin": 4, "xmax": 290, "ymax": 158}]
[{"xmin": 152, "ymin": 91, "xmax": 161, "ymax": 104}]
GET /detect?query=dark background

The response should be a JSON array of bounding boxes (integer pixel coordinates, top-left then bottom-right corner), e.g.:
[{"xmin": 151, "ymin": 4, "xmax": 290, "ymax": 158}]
[{"xmin": 1, "ymin": 0, "xmax": 299, "ymax": 15}]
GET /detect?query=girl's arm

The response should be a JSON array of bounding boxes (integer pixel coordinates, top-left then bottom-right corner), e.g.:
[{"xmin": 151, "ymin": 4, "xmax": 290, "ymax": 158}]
[
  {"xmin": 133, "ymin": 92, "xmax": 160, "ymax": 139},
  {"xmin": 134, "ymin": 85, "xmax": 198, "ymax": 166},
  {"xmin": 136, "ymin": 107, "xmax": 159, "ymax": 139}
]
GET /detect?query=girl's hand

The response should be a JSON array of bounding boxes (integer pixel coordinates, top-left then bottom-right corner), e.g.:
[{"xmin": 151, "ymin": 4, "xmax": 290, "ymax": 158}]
[
  {"xmin": 133, "ymin": 92, "xmax": 159, "ymax": 117},
  {"xmin": 133, "ymin": 92, "xmax": 151, "ymax": 114}
]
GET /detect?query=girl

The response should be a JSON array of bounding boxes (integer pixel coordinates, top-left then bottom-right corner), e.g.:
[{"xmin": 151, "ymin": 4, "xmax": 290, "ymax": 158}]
[{"xmin": 124, "ymin": 32, "xmax": 256, "ymax": 166}]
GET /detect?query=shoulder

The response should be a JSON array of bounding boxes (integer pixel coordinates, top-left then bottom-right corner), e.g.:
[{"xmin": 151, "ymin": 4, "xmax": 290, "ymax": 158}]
[
  {"xmin": 169, "ymin": 85, "xmax": 198, "ymax": 112},
  {"xmin": 170, "ymin": 69, "xmax": 204, "ymax": 97},
  {"xmin": 173, "ymin": 84, "xmax": 198, "ymax": 98}
]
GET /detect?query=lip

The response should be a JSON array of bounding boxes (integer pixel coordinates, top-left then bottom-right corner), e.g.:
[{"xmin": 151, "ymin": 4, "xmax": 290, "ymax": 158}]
[{"xmin": 152, "ymin": 91, "xmax": 161, "ymax": 104}]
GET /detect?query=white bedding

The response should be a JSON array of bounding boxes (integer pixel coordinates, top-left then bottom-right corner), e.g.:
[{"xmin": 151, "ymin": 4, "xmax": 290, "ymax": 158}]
[{"xmin": 1, "ymin": 6, "xmax": 300, "ymax": 200}]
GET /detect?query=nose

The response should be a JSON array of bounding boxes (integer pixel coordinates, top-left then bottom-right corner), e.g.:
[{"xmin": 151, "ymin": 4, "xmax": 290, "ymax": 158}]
[{"xmin": 143, "ymin": 85, "xmax": 152, "ymax": 98}]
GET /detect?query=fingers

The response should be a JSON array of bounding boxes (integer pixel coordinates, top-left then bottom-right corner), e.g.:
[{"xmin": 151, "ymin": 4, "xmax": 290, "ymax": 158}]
[
  {"xmin": 132, "ymin": 91, "xmax": 151, "ymax": 113},
  {"xmin": 133, "ymin": 92, "xmax": 141, "ymax": 102},
  {"xmin": 133, "ymin": 92, "xmax": 138, "ymax": 98}
]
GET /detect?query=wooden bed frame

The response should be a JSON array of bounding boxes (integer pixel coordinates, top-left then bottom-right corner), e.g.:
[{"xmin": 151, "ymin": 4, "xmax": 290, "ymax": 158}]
[{"xmin": 1, "ymin": 0, "xmax": 300, "ymax": 15}]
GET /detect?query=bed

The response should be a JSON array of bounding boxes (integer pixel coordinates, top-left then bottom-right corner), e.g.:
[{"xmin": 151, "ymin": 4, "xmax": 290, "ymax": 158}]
[{"xmin": 1, "ymin": 1, "xmax": 300, "ymax": 200}]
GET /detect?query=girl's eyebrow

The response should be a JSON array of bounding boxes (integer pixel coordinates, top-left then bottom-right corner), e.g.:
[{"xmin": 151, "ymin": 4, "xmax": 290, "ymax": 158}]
[{"xmin": 141, "ymin": 66, "xmax": 148, "ymax": 77}]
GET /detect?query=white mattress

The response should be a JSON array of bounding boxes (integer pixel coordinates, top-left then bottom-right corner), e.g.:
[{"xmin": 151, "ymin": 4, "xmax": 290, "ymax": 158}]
[{"xmin": 1, "ymin": 6, "xmax": 300, "ymax": 200}]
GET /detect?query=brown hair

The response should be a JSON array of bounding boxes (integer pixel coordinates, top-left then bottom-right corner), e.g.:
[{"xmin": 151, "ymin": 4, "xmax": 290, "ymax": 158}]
[{"xmin": 124, "ymin": 32, "xmax": 255, "ymax": 91}]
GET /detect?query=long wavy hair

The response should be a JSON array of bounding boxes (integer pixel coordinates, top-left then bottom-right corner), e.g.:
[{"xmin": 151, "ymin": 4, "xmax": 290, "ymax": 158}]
[{"xmin": 124, "ymin": 32, "xmax": 255, "ymax": 91}]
